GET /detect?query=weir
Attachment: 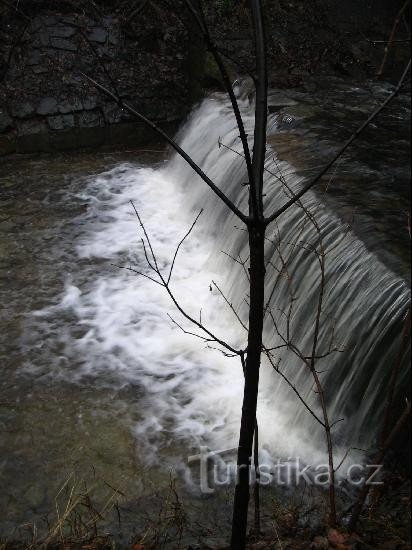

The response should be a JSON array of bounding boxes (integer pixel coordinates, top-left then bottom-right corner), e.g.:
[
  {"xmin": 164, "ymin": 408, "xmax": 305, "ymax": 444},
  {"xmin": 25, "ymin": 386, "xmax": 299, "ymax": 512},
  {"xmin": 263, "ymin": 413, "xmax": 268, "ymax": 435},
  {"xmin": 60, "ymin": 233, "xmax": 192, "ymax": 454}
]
[
  {"xmin": 169, "ymin": 91, "xmax": 411, "ymax": 457},
  {"xmin": 37, "ymin": 89, "xmax": 410, "ymax": 472}
]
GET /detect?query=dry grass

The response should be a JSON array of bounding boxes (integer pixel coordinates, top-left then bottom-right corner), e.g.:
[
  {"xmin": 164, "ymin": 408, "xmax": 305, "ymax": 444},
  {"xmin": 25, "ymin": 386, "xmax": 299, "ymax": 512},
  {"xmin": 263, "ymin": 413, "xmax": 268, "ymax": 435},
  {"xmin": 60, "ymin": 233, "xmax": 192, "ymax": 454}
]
[
  {"xmin": 1, "ymin": 471, "xmax": 125, "ymax": 550},
  {"xmin": 131, "ymin": 474, "xmax": 187, "ymax": 549},
  {"xmin": 0, "ymin": 470, "xmax": 190, "ymax": 550}
]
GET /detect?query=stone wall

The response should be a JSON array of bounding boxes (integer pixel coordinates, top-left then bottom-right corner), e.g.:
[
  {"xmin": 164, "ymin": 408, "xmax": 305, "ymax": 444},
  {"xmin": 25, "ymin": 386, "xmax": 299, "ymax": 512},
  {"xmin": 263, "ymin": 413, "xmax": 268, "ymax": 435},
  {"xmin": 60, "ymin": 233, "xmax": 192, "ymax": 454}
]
[
  {"xmin": 1, "ymin": 0, "xmax": 409, "ymax": 155},
  {"xmin": 0, "ymin": 2, "xmax": 200, "ymax": 155}
]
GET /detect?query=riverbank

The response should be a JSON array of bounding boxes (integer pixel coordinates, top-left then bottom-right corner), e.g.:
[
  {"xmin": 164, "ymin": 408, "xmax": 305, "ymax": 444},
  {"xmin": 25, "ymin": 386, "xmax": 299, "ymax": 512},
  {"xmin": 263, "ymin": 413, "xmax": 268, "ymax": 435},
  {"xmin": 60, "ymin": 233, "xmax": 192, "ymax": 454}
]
[
  {"xmin": 0, "ymin": 1, "xmax": 202, "ymax": 155},
  {"xmin": 1, "ymin": 0, "xmax": 410, "ymax": 155},
  {"xmin": 0, "ymin": 470, "xmax": 410, "ymax": 548}
]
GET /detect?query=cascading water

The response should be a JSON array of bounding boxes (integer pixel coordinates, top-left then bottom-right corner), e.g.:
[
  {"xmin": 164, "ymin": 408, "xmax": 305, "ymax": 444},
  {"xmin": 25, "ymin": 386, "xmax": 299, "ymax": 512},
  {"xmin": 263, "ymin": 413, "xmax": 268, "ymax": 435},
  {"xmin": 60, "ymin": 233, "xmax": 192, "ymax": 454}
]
[
  {"xmin": 165, "ymin": 91, "xmax": 411, "ymax": 459},
  {"xmin": 31, "ymin": 90, "xmax": 410, "ymax": 477}
]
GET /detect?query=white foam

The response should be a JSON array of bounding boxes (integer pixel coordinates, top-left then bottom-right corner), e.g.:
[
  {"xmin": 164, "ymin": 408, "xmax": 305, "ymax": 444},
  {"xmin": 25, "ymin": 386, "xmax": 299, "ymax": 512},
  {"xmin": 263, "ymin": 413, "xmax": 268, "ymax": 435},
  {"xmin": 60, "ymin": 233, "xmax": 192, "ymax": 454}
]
[{"xmin": 28, "ymin": 94, "xmax": 410, "ymax": 477}]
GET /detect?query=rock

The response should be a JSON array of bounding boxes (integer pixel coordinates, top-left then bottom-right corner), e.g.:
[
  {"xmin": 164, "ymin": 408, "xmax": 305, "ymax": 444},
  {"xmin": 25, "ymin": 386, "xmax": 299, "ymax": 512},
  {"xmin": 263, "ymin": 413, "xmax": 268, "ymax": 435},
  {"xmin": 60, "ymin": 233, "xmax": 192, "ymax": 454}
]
[
  {"xmin": 88, "ymin": 27, "xmax": 107, "ymax": 43},
  {"xmin": 50, "ymin": 25, "xmax": 76, "ymax": 38},
  {"xmin": 11, "ymin": 102, "xmax": 35, "ymax": 119},
  {"xmin": 42, "ymin": 15, "xmax": 58, "ymax": 26},
  {"xmin": 0, "ymin": 111, "xmax": 13, "ymax": 132},
  {"xmin": 18, "ymin": 119, "xmax": 47, "ymax": 135},
  {"xmin": 108, "ymin": 31, "xmax": 119, "ymax": 46},
  {"xmin": 60, "ymin": 16, "xmax": 78, "ymax": 26},
  {"xmin": 50, "ymin": 37, "xmax": 77, "ymax": 51},
  {"xmin": 37, "ymin": 97, "xmax": 59, "ymax": 116},
  {"xmin": 27, "ymin": 50, "xmax": 42, "ymax": 66},
  {"xmin": 31, "ymin": 65, "xmax": 49, "ymax": 75},
  {"xmin": 250, "ymin": 542, "xmax": 271, "ymax": 549},
  {"xmin": 103, "ymin": 105, "xmax": 123, "ymax": 124},
  {"xmin": 102, "ymin": 16, "xmax": 114, "ymax": 27},
  {"xmin": 82, "ymin": 97, "xmax": 98, "ymax": 110},
  {"xmin": 328, "ymin": 528, "xmax": 351, "ymax": 548},
  {"xmin": 79, "ymin": 110, "xmax": 102, "ymax": 128},
  {"xmin": 30, "ymin": 18, "xmax": 43, "ymax": 32},
  {"xmin": 47, "ymin": 114, "xmax": 75, "ymax": 131},
  {"xmin": 311, "ymin": 536, "xmax": 329, "ymax": 549},
  {"xmin": 58, "ymin": 99, "xmax": 83, "ymax": 114},
  {"xmin": 38, "ymin": 31, "xmax": 50, "ymax": 47},
  {"xmin": 303, "ymin": 81, "xmax": 317, "ymax": 93}
]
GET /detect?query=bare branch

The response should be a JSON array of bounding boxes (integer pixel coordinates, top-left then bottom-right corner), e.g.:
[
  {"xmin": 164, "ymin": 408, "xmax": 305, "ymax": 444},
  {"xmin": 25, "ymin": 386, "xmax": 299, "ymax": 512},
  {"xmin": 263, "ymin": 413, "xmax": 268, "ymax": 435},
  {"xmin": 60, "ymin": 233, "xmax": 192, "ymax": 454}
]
[
  {"xmin": 264, "ymin": 350, "xmax": 326, "ymax": 427},
  {"xmin": 349, "ymin": 400, "xmax": 411, "ymax": 532},
  {"xmin": 206, "ymin": 345, "xmax": 240, "ymax": 358},
  {"xmin": 81, "ymin": 72, "xmax": 248, "ymax": 223},
  {"xmin": 167, "ymin": 313, "xmax": 213, "ymax": 344},
  {"xmin": 131, "ymin": 201, "xmax": 160, "ymax": 272},
  {"xmin": 212, "ymin": 280, "xmax": 248, "ymax": 331},
  {"xmin": 182, "ymin": 0, "xmax": 257, "ymax": 216},
  {"xmin": 221, "ymin": 250, "xmax": 251, "ymax": 283},
  {"xmin": 334, "ymin": 447, "xmax": 365, "ymax": 473},
  {"xmin": 168, "ymin": 209, "xmax": 203, "ymax": 285},
  {"xmin": 123, "ymin": 205, "xmax": 244, "ymax": 357},
  {"xmin": 330, "ymin": 418, "xmax": 345, "ymax": 429},
  {"xmin": 111, "ymin": 264, "xmax": 163, "ymax": 286},
  {"xmin": 264, "ymin": 59, "xmax": 411, "ymax": 226},
  {"xmin": 250, "ymin": 0, "xmax": 268, "ymax": 220},
  {"xmin": 377, "ymin": 0, "xmax": 410, "ymax": 77}
]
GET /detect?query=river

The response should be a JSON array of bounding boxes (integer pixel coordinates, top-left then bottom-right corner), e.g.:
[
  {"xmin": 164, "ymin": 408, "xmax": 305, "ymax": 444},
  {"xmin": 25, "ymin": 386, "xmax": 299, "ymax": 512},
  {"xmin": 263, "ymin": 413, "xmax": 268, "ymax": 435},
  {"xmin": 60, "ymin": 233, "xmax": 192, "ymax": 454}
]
[{"xmin": 0, "ymin": 78, "xmax": 410, "ymax": 544}]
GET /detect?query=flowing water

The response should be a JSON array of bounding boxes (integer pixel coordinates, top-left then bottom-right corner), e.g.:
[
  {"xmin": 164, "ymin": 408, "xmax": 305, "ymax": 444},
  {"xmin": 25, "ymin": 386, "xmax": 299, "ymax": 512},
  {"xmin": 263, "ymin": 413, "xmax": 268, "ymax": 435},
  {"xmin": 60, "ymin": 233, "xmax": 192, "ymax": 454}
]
[{"xmin": 0, "ymin": 79, "xmax": 410, "ymax": 541}]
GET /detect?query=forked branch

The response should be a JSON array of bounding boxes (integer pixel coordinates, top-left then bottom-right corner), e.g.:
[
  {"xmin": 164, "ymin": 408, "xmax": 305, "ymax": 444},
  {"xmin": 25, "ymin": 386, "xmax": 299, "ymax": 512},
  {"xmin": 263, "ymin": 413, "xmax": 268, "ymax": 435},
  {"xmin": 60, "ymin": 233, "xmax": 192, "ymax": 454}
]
[
  {"xmin": 81, "ymin": 73, "xmax": 248, "ymax": 224},
  {"xmin": 117, "ymin": 202, "xmax": 244, "ymax": 357}
]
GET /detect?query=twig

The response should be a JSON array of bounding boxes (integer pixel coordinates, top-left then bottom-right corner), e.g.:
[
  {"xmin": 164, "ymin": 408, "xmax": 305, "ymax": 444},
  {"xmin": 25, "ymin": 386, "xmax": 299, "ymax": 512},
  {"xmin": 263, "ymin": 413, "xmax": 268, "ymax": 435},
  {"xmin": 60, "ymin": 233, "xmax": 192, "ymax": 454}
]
[
  {"xmin": 212, "ymin": 279, "xmax": 248, "ymax": 331},
  {"xmin": 167, "ymin": 209, "xmax": 203, "ymax": 284},
  {"xmin": 264, "ymin": 59, "xmax": 411, "ymax": 225},
  {"xmin": 117, "ymin": 204, "xmax": 243, "ymax": 357},
  {"xmin": 377, "ymin": 0, "xmax": 410, "ymax": 76},
  {"xmin": 81, "ymin": 72, "xmax": 248, "ymax": 223}
]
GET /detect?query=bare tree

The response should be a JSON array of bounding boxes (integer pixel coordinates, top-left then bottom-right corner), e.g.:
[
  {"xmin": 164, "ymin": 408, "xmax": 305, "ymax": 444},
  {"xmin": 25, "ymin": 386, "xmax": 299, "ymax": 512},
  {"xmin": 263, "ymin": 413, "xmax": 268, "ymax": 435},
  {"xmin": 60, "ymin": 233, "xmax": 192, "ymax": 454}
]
[
  {"xmin": 79, "ymin": 1, "xmax": 411, "ymax": 547},
  {"xmin": 262, "ymin": 167, "xmax": 350, "ymax": 526}
]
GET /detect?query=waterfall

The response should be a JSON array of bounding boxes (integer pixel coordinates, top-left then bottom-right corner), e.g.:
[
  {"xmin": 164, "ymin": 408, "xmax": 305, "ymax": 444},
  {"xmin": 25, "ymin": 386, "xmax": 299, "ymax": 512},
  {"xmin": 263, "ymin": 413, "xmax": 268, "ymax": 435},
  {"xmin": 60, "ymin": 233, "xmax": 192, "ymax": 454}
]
[
  {"xmin": 32, "ymin": 91, "xmax": 410, "ymax": 472},
  {"xmin": 168, "ymin": 92, "xmax": 411, "ymax": 455}
]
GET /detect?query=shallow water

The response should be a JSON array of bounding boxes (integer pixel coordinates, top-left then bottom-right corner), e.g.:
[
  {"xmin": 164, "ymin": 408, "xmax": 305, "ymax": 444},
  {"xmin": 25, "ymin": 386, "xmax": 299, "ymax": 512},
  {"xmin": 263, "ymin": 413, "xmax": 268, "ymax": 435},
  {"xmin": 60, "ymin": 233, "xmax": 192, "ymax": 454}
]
[{"xmin": 0, "ymin": 80, "xmax": 410, "ymax": 543}]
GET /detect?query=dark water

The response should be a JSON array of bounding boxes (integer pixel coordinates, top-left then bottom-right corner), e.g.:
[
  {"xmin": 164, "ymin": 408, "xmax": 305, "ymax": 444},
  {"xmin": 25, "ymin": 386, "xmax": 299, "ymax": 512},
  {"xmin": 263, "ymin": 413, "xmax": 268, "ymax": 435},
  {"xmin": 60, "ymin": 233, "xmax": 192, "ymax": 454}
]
[{"xmin": 268, "ymin": 78, "xmax": 411, "ymax": 280}]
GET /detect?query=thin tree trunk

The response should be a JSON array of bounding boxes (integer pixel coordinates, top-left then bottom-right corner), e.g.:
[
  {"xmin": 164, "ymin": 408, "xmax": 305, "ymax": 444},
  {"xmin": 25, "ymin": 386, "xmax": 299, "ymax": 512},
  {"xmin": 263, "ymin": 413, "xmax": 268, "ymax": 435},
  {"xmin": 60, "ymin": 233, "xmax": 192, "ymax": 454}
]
[
  {"xmin": 240, "ymin": 353, "xmax": 261, "ymax": 535},
  {"xmin": 310, "ymin": 254, "xmax": 337, "ymax": 526},
  {"xmin": 253, "ymin": 420, "xmax": 261, "ymax": 534},
  {"xmin": 231, "ymin": 223, "xmax": 266, "ymax": 549}
]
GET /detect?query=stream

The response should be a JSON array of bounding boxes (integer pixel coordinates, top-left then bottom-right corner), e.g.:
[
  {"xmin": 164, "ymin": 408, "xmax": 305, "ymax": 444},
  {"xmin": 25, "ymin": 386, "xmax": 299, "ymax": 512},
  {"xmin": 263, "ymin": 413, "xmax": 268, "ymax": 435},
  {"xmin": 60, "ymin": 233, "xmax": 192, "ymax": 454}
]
[{"xmin": 0, "ymin": 78, "xmax": 410, "ymax": 543}]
